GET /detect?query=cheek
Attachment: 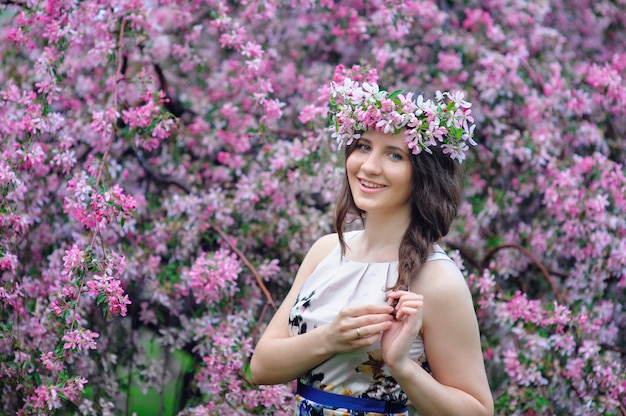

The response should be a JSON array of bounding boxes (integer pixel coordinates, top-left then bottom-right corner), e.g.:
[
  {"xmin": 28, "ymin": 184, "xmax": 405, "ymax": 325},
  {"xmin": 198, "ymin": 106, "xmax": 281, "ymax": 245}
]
[
  {"xmin": 398, "ymin": 169, "xmax": 413, "ymax": 195},
  {"xmin": 345, "ymin": 155, "xmax": 361, "ymax": 176},
  {"xmin": 404, "ymin": 171, "xmax": 413, "ymax": 186}
]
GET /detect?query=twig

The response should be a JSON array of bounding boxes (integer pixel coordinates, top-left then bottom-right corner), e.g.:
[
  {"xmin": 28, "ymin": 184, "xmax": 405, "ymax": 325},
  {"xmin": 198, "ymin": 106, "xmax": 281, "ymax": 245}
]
[
  {"xmin": 132, "ymin": 148, "xmax": 277, "ymax": 313},
  {"xmin": 268, "ymin": 127, "xmax": 304, "ymax": 137},
  {"xmin": 482, "ymin": 243, "xmax": 564, "ymax": 304},
  {"xmin": 125, "ymin": 312, "xmax": 136, "ymax": 415},
  {"xmin": 210, "ymin": 225, "xmax": 277, "ymax": 311},
  {"xmin": 94, "ymin": 17, "xmax": 127, "ymax": 190},
  {"xmin": 600, "ymin": 343, "xmax": 626, "ymax": 356},
  {"xmin": 445, "ymin": 241, "xmax": 482, "ymax": 270},
  {"xmin": 250, "ymin": 303, "xmax": 271, "ymax": 342},
  {"xmin": 153, "ymin": 63, "xmax": 197, "ymax": 119},
  {"xmin": 134, "ymin": 148, "xmax": 192, "ymax": 194}
]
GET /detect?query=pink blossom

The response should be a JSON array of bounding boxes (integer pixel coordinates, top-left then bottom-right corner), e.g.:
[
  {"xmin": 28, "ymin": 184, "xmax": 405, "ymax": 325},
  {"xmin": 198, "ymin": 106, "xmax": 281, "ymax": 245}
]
[
  {"xmin": 62, "ymin": 244, "xmax": 85, "ymax": 273},
  {"xmin": 61, "ymin": 329, "xmax": 99, "ymax": 352},
  {"xmin": 29, "ymin": 384, "xmax": 62, "ymax": 411},
  {"xmin": 183, "ymin": 249, "xmax": 241, "ymax": 304},
  {"xmin": 257, "ymin": 258, "xmax": 280, "ymax": 281},
  {"xmin": 86, "ymin": 273, "xmax": 131, "ymax": 317},
  {"xmin": 0, "ymin": 252, "xmax": 18, "ymax": 272},
  {"xmin": 139, "ymin": 301, "xmax": 158, "ymax": 326},
  {"xmin": 506, "ymin": 291, "xmax": 543, "ymax": 325},
  {"xmin": 437, "ymin": 50, "xmax": 463, "ymax": 72},
  {"xmin": 261, "ymin": 98, "xmax": 285, "ymax": 122},
  {"xmin": 62, "ymin": 377, "xmax": 87, "ymax": 401},
  {"xmin": 40, "ymin": 352, "xmax": 63, "ymax": 373}
]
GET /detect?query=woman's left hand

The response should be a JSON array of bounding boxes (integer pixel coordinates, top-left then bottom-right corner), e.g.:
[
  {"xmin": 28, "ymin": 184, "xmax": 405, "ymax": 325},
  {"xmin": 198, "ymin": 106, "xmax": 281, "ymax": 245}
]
[{"xmin": 381, "ymin": 290, "xmax": 424, "ymax": 370}]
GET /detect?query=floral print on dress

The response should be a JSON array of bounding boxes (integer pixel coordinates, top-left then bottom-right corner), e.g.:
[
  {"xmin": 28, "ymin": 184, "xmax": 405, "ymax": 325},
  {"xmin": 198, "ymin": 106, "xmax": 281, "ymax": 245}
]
[
  {"xmin": 290, "ymin": 290, "xmax": 316, "ymax": 335},
  {"xmin": 356, "ymin": 350, "xmax": 407, "ymax": 403}
]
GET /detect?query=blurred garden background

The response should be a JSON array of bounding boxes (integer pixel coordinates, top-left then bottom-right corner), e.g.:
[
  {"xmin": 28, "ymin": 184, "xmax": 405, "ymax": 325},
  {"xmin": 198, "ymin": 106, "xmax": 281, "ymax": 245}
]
[{"xmin": 0, "ymin": 0, "xmax": 624, "ymax": 414}]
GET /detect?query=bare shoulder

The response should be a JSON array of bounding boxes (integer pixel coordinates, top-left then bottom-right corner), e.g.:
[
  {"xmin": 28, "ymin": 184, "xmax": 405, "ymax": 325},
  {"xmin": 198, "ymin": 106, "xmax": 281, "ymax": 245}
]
[
  {"xmin": 412, "ymin": 258, "xmax": 472, "ymax": 304},
  {"xmin": 305, "ymin": 232, "xmax": 340, "ymax": 262},
  {"xmin": 411, "ymin": 257, "xmax": 477, "ymax": 338},
  {"xmin": 310, "ymin": 232, "xmax": 341, "ymax": 252},
  {"xmin": 295, "ymin": 232, "xmax": 340, "ymax": 281}
]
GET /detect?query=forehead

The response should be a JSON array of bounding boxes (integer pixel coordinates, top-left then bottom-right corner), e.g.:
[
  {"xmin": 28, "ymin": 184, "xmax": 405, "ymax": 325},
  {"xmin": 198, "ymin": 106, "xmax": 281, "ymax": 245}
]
[{"xmin": 360, "ymin": 130, "xmax": 409, "ymax": 150}]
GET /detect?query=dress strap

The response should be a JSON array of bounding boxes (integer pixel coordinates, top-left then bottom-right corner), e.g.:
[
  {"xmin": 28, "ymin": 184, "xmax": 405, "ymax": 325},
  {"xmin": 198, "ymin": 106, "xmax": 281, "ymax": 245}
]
[
  {"xmin": 428, "ymin": 245, "xmax": 454, "ymax": 263},
  {"xmin": 345, "ymin": 229, "xmax": 362, "ymax": 241},
  {"xmin": 296, "ymin": 381, "xmax": 408, "ymax": 413}
]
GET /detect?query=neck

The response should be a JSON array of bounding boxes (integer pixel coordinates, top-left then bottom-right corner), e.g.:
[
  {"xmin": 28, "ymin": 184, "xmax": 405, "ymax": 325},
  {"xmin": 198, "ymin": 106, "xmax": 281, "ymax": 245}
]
[{"xmin": 349, "ymin": 209, "xmax": 411, "ymax": 261}]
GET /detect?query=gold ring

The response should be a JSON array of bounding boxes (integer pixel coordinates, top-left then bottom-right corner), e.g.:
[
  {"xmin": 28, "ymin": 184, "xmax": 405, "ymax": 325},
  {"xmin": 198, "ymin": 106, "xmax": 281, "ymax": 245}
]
[{"xmin": 356, "ymin": 328, "xmax": 362, "ymax": 338}]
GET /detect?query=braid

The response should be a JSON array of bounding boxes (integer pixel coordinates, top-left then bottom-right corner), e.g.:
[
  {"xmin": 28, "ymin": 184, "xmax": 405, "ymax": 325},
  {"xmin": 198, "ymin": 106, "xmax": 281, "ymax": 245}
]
[
  {"xmin": 391, "ymin": 147, "xmax": 462, "ymax": 291},
  {"xmin": 394, "ymin": 226, "xmax": 430, "ymax": 291}
]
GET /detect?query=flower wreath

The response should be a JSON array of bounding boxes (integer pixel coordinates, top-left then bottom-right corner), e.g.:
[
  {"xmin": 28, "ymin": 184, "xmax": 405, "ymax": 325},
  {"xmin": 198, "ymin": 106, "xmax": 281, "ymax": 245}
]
[{"xmin": 329, "ymin": 78, "xmax": 477, "ymax": 163}]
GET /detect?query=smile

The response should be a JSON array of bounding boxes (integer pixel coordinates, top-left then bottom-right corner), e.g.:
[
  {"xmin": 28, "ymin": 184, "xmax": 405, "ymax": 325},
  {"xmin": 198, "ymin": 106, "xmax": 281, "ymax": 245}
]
[{"xmin": 359, "ymin": 179, "xmax": 385, "ymax": 189}]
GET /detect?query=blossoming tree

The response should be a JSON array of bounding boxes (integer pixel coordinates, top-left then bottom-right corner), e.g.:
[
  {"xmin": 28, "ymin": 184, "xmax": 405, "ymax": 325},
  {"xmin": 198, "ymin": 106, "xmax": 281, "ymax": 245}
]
[{"xmin": 0, "ymin": 0, "xmax": 624, "ymax": 415}]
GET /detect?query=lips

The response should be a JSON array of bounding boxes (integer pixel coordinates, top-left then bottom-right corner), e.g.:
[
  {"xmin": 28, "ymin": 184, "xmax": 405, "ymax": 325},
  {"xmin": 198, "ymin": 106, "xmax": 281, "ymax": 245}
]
[{"xmin": 359, "ymin": 178, "xmax": 385, "ymax": 189}]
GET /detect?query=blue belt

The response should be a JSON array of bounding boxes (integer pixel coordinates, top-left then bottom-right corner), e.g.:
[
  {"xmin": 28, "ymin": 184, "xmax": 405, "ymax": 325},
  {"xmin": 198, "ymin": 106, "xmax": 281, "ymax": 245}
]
[{"xmin": 297, "ymin": 381, "xmax": 408, "ymax": 413}]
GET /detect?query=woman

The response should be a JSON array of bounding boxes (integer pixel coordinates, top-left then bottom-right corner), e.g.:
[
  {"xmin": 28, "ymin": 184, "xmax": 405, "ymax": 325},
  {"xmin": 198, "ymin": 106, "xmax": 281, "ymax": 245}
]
[{"xmin": 250, "ymin": 77, "xmax": 494, "ymax": 416}]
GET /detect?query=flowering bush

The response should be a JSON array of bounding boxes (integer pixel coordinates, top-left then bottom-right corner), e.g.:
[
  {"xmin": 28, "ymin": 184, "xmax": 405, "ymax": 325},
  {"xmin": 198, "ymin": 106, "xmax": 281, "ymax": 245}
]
[{"xmin": 0, "ymin": 1, "xmax": 624, "ymax": 415}]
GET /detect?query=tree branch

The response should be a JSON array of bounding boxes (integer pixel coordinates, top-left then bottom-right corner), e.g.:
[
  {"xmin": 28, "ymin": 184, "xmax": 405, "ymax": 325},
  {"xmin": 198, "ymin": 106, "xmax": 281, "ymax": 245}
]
[
  {"xmin": 445, "ymin": 241, "xmax": 482, "ymax": 270},
  {"xmin": 153, "ymin": 63, "xmax": 197, "ymax": 120},
  {"xmin": 268, "ymin": 127, "xmax": 305, "ymax": 137},
  {"xmin": 132, "ymin": 147, "xmax": 277, "ymax": 314},
  {"xmin": 210, "ymin": 225, "xmax": 277, "ymax": 312},
  {"xmin": 0, "ymin": 0, "xmax": 23, "ymax": 6},
  {"xmin": 600, "ymin": 343, "xmax": 626, "ymax": 357},
  {"xmin": 482, "ymin": 243, "xmax": 564, "ymax": 304},
  {"xmin": 133, "ymin": 148, "xmax": 193, "ymax": 194}
]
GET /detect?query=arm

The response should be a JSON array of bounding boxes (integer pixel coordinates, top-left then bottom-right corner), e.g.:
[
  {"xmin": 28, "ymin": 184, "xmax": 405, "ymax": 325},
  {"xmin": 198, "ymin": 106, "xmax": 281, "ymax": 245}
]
[
  {"xmin": 383, "ymin": 260, "xmax": 494, "ymax": 416},
  {"xmin": 250, "ymin": 233, "xmax": 395, "ymax": 385}
]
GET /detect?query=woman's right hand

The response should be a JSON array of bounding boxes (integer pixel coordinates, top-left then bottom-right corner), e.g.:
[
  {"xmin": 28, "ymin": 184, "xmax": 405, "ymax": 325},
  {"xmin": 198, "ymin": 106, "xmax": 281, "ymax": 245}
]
[{"xmin": 322, "ymin": 304, "xmax": 395, "ymax": 353}]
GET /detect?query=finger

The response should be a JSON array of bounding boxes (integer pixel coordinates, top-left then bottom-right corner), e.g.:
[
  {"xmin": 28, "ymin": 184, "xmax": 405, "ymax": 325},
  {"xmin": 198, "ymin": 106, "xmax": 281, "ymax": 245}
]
[
  {"xmin": 358, "ymin": 320, "xmax": 394, "ymax": 338},
  {"xmin": 394, "ymin": 306, "xmax": 420, "ymax": 321},
  {"xmin": 387, "ymin": 292, "xmax": 423, "ymax": 308},
  {"xmin": 335, "ymin": 313, "xmax": 393, "ymax": 340},
  {"xmin": 392, "ymin": 295, "xmax": 424, "ymax": 311},
  {"xmin": 351, "ymin": 312, "xmax": 395, "ymax": 328},
  {"xmin": 388, "ymin": 290, "xmax": 424, "ymax": 300},
  {"xmin": 387, "ymin": 290, "xmax": 419, "ymax": 298},
  {"xmin": 394, "ymin": 299, "xmax": 423, "ymax": 310},
  {"xmin": 342, "ymin": 303, "xmax": 395, "ymax": 317}
]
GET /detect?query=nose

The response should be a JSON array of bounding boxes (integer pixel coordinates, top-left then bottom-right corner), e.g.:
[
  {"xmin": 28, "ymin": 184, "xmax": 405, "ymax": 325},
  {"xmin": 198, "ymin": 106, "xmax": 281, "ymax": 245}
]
[{"xmin": 360, "ymin": 152, "xmax": 382, "ymax": 176}]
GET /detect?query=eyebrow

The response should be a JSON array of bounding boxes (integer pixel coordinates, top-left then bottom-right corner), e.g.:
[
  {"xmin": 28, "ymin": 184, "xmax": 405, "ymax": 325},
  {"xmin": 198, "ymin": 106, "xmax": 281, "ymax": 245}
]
[{"xmin": 387, "ymin": 145, "xmax": 409, "ymax": 156}]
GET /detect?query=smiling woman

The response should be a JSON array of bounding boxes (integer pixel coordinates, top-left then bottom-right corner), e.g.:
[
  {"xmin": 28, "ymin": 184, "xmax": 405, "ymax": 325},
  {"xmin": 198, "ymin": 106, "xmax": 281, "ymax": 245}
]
[
  {"xmin": 346, "ymin": 133, "xmax": 413, "ymax": 222},
  {"xmin": 250, "ymin": 74, "xmax": 493, "ymax": 416}
]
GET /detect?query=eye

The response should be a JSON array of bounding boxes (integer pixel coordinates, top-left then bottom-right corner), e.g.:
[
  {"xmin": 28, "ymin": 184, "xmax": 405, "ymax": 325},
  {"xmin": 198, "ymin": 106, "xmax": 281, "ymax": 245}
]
[
  {"xmin": 388, "ymin": 152, "xmax": 404, "ymax": 161},
  {"xmin": 356, "ymin": 143, "xmax": 371, "ymax": 152}
]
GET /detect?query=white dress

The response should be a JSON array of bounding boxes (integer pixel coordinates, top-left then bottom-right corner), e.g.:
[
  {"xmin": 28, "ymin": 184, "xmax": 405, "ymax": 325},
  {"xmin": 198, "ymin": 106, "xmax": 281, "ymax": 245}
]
[{"xmin": 289, "ymin": 230, "xmax": 453, "ymax": 410}]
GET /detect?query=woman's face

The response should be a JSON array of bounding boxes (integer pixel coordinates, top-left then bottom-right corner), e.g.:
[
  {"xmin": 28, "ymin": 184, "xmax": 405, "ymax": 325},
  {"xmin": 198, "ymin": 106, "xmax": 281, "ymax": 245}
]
[{"xmin": 346, "ymin": 130, "xmax": 413, "ymax": 216}]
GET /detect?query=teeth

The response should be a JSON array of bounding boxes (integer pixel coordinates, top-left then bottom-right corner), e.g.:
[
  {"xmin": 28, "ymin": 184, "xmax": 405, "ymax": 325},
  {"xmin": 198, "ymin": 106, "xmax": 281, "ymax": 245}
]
[{"xmin": 361, "ymin": 180, "xmax": 384, "ymax": 188}]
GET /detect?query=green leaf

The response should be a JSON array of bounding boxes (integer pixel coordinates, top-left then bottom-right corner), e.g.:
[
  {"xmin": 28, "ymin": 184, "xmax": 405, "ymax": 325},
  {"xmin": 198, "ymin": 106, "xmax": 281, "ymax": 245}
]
[
  {"xmin": 242, "ymin": 360, "xmax": 255, "ymax": 385},
  {"xmin": 387, "ymin": 89, "xmax": 403, "ymax": 99}
]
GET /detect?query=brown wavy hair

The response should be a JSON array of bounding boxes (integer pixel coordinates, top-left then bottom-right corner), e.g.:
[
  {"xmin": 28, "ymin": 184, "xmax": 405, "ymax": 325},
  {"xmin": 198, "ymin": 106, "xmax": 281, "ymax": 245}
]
[{"xmin": 333, "ymin": 136, "xmax": 463, "ymax": 291}]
